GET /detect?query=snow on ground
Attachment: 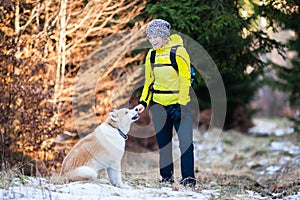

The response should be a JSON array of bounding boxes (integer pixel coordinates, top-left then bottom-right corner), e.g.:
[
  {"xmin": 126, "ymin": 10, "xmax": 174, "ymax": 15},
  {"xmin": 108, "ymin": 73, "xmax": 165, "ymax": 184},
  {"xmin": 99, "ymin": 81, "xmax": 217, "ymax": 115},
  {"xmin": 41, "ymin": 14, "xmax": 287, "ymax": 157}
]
[
  {"xmin": 0, "ymin": 177, "xmax": 219, "ymax": 200},
  {"xmin": 1, "ymin": 176, "xmax": 299, "ymax": 200},
  {"xmin": 1, "ymin": 118, "xmax": 299, "ymax": 200},
  {"xmin": 248, "ymin": 118, "xmax": 295, "ymax": 136}
]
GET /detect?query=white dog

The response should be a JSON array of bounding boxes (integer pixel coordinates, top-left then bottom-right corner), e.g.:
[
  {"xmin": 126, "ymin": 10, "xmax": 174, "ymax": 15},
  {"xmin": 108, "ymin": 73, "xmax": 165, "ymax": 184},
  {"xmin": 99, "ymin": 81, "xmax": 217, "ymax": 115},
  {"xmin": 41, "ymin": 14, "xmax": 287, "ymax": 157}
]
[{"xmin": 60, "ymin": 105, "xmax": 144, "ymax": 188}]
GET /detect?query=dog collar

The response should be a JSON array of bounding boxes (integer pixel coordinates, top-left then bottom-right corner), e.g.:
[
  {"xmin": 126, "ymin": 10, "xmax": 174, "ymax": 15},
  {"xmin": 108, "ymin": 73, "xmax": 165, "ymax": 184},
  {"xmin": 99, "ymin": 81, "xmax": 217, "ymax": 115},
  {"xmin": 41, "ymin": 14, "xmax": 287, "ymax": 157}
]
[
  {"xmin": 107, "ymin": 121, "xmax": 128, "ymax": 140},
  {"xmin": 117, "ymin": 128, "xmax": 128, "ymax": 140}
]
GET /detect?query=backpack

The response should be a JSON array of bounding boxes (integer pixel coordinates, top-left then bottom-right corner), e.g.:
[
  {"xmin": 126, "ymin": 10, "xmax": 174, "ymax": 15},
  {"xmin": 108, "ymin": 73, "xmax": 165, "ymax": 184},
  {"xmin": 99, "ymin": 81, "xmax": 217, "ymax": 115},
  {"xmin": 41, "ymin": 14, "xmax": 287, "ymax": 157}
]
[{"xmin": 149, "ymin": 45, "xmax": 198, "ymax": 86}]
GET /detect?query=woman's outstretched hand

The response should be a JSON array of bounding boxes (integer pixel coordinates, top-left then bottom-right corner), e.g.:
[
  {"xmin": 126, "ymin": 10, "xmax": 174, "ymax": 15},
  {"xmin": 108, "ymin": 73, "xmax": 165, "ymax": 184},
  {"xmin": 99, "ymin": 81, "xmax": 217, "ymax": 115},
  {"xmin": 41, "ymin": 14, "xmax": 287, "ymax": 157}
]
[{"xmin": 136, "ymin": 104, "xmax": 145, "ymax": 114}]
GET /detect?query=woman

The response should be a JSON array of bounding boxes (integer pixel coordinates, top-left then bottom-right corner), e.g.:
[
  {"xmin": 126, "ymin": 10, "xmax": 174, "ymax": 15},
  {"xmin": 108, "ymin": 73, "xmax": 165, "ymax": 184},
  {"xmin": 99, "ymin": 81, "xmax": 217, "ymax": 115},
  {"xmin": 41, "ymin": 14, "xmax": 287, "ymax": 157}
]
[{"xmin": 138, "ymin": 19, "xmax": 196, "ymax": 187}]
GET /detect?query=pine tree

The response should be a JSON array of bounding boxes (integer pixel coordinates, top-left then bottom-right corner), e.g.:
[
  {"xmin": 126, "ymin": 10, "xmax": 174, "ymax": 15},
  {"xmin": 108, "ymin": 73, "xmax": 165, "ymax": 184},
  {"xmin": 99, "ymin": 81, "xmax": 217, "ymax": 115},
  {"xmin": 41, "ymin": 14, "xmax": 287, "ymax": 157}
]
[
  {"xmin": 268, "ymin": 2, "xmax": 300, "ymax": 132},
  {"xmin": 145, "ymin": 0, "xmax": 284, "ymax": 131}
]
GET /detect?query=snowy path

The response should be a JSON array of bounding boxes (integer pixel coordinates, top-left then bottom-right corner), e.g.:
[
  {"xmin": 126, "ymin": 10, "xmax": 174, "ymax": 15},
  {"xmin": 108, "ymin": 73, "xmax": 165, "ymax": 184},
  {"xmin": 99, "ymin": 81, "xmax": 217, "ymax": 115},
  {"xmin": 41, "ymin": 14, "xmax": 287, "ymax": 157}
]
[
  {"xmin": 1, "ymin": 177, "xmax": 299, "ymax": 200},
  {"xmin": 0, "ymin": 177, "xmax": 218, "ymax": 200},
  {"xmin": 1, "ymin": 118, "xmax": 300, "ymax": 200}
]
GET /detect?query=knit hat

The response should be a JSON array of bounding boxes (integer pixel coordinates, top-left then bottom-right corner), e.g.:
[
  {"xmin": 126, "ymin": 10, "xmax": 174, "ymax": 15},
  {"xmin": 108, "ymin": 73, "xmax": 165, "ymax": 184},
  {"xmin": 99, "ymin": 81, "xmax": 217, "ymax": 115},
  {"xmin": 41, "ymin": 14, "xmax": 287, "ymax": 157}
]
[{"xmin": 146, "ymin": 19, "xmax": 171, "ymax": 40}]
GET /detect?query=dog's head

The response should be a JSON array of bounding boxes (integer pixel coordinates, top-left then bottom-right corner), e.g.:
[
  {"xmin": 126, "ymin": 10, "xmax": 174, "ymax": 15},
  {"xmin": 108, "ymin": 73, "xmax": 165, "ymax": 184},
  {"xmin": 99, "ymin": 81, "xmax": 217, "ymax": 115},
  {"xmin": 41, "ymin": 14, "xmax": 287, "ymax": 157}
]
[{"xmin": 108, "ymin": 105, "xmax": 142, "ymax": 134}]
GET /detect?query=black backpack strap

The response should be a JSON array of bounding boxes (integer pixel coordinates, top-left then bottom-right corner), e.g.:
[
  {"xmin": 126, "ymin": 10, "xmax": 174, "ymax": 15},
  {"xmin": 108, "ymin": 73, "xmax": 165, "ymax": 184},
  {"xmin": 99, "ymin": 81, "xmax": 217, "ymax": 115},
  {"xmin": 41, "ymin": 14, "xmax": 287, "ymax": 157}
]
[
  {"xmin": 150, "ymin": 50, "xmax": 156, "ymax": 69},
  {"xmin": 150, "ymin": 49, "xmax": 173, "ymax": 68},
  {"xmin": 170, "ymin": 45, "xmax": 180, "ymax": 72}
]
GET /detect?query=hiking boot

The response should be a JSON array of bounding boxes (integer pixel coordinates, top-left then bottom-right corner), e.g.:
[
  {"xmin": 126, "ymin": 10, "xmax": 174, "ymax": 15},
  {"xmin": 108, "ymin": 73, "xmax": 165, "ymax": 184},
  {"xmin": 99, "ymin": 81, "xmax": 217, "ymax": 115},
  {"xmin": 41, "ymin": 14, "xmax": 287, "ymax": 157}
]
[
  {"xmin": 179, "ymin": 177, "xmax": 196, "ymax": 187},
  {"xmin": 159, "ymin": 177, "xmax": 174, "ymax": 185}
]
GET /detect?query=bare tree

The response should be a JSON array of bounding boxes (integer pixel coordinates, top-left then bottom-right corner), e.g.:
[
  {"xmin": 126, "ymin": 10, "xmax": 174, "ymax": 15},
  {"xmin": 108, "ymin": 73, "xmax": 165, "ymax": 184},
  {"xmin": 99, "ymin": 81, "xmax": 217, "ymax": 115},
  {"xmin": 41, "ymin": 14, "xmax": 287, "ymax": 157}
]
[{"xmin": 0, "ymin": 0, "xmax": 148, "ymax": 173}]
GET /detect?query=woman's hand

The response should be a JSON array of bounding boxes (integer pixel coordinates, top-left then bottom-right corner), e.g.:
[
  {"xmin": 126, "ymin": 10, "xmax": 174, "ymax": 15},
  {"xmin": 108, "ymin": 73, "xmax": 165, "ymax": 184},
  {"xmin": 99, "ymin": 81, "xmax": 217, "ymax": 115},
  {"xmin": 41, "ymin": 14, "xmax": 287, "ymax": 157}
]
[{"xmin": 136, "ymin": 104, "xmax": 145, "ymax": 114}]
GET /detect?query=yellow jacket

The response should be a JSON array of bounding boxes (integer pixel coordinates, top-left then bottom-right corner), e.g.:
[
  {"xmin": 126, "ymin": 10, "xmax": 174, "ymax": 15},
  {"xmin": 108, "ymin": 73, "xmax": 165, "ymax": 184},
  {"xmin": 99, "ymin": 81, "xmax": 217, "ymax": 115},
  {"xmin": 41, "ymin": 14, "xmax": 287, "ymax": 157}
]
[{"xmin": 140, "ymin": 34, "xmax": 191, "ymax": 106}]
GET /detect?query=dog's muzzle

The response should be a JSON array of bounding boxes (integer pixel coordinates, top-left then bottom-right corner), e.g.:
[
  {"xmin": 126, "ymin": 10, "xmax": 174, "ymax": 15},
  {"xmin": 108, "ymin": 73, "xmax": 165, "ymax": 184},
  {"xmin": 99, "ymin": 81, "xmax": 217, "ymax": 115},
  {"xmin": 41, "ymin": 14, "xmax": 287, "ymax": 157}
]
[{"xmin": 132, "ymin": 113, "xmax": 140, "ymax": 121}]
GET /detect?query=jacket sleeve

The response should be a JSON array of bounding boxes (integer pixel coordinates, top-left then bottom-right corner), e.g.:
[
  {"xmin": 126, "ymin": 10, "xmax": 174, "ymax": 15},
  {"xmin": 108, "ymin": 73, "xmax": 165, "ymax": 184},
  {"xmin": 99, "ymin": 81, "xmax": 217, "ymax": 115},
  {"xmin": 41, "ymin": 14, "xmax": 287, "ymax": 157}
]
[
  {"xmin": 139, "ymin": 50, "xmax": 155, "ymax": 107},
  {"xmin": 176, "ymin": 46, "xmax": 191, "ymax": 105}
]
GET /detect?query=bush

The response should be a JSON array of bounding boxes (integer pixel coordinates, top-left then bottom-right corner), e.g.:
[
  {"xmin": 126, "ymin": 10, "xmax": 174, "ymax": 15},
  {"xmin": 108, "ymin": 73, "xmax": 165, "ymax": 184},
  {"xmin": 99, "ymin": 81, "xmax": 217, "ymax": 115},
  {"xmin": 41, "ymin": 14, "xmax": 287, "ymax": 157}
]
[{"xmin": 0, "ymin": 37, "xmax": 64, "ymax": 175}]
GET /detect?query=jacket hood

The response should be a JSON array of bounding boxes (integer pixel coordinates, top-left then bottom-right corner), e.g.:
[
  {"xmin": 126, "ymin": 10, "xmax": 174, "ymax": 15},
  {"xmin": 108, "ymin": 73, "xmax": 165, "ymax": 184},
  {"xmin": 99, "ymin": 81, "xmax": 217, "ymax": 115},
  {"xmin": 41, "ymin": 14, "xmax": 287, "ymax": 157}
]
[{"xmin": 168, "ymin": 34, "xmax": 184, "ymax": 47}]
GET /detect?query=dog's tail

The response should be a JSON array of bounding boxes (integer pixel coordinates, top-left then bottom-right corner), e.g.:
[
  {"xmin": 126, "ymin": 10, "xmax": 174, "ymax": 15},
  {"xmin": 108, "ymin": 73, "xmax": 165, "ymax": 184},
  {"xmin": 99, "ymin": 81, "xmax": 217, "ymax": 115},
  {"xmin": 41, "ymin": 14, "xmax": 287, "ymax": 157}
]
[{"xmin": 67, "ymin": 166, "xmax": 98, "ymax": 181}]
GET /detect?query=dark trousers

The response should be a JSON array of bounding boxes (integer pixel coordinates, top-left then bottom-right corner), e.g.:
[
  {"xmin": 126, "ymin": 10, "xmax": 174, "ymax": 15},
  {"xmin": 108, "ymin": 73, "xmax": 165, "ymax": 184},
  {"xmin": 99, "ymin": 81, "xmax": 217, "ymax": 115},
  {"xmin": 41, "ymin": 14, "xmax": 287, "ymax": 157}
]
[{"xmin": 150, "ymin": 103, "xmax": 195, "ymax": 179}]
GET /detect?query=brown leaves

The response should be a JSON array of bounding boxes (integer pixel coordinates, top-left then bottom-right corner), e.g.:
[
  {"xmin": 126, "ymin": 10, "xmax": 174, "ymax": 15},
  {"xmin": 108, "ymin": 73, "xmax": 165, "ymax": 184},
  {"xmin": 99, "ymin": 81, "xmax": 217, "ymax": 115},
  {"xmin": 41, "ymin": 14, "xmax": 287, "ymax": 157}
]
[
  {"xmin": 0, "ymin": 34, "xmax": 64, "ymax": 175},
  {"xmin": 1, "ymin": 0, "xmax": 148, "ymax": 175}
]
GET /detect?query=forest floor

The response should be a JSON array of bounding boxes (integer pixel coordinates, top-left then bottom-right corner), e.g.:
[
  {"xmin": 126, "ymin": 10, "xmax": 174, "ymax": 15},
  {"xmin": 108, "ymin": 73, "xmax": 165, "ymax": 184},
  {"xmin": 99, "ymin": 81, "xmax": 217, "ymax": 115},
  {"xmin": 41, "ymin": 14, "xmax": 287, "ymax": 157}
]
[{"xmin": 1, "ymin": 117, "xmax": 300, "ymax": 199}]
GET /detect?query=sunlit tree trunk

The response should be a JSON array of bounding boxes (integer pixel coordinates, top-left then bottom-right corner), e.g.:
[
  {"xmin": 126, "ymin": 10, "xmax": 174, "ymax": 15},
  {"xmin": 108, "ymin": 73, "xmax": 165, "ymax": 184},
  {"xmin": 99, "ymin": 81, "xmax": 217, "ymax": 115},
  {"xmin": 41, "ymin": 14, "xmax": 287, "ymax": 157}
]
[
  {"xmin": 0, "ymin": 0, "xmax": 147, "ymax": 172},
  {"xmin": 15, "ymin": 0, "xmax": 20, "ymax": 34},
  {"xmin": 54, "ymin": 0, "xmax": 67, "ymax": 116}
]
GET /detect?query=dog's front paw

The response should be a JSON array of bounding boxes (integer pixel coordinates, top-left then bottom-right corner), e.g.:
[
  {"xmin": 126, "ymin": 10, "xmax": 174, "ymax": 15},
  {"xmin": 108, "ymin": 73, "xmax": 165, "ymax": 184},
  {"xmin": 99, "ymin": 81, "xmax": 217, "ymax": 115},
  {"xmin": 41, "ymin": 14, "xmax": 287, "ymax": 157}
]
[
  {"xmin": 121, "ymin": 183, "xmax": 132, "ymax": 189},
  {"xmin": 115, "ymin": 182, "xmax": 131, "ymax": 189}
]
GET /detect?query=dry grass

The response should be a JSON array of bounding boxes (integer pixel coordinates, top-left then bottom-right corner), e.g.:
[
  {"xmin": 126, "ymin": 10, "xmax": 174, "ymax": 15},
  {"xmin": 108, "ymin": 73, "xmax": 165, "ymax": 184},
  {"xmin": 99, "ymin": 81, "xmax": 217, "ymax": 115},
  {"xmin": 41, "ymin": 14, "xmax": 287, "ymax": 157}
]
[
  {"xmin": 1, "ymin": 121, "xmax": 299, "ymax": 199},
  {"xmin": 1, "ymin": 162, "xmax": 299, "ymax": 199},
  {"xmin": 120, "ymin": 126, "xmax": 300, "ymax": 199}
]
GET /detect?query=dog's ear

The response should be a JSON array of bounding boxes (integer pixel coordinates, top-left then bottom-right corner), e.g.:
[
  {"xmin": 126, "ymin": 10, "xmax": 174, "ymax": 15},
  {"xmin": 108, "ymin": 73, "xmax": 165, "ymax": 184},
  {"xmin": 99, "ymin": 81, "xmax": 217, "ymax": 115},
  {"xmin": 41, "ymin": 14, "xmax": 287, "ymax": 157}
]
[{"xmin": 109, "ymin": 111, "xmax": 118, "ymax": 122}]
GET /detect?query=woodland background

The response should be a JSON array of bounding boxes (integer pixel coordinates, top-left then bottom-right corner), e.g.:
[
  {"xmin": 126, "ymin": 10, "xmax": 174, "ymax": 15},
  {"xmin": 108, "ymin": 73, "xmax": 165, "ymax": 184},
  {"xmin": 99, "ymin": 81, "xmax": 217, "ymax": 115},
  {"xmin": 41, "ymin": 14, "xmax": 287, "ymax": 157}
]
[{"xmin": 0, "ymin": 0, "xmax": 299, "ymax": 176}]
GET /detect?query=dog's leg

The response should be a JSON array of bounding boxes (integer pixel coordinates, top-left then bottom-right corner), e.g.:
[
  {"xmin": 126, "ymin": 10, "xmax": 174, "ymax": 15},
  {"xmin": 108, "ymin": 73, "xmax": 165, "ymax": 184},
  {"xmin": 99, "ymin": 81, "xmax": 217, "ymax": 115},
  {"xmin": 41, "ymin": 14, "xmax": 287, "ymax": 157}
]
[
  {"xmin": 106, "ymin": 167, "xmax": 122, "ymax": 187},
  {"xmin": 106, "ymin": 167, "xmax": 129, "ymax": 188},
  {"xmin": 68, "ymin": 166, "xmax": 98, "ymax": 181}
]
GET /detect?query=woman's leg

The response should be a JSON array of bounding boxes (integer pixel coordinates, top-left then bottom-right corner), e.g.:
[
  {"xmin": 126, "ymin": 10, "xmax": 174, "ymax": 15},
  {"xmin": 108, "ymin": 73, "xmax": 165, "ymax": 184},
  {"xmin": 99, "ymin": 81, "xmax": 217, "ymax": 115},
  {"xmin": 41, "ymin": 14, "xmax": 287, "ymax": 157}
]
[
  {"xmin": 150, "ymin": 104, "xmax": 174, "ymax": 179},
  {"xmin": 173, "ymin": 104, "xmax": 195, "ymax": 179}
]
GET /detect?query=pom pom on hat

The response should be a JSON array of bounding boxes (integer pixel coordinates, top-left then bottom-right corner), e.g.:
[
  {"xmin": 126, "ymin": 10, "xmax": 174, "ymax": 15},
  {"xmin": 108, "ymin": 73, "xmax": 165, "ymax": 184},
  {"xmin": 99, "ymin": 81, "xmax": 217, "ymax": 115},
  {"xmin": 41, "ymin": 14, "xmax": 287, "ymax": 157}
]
[{"xmin": 146, "ymin": 19, "xmax": 171, "ymax": 40}]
